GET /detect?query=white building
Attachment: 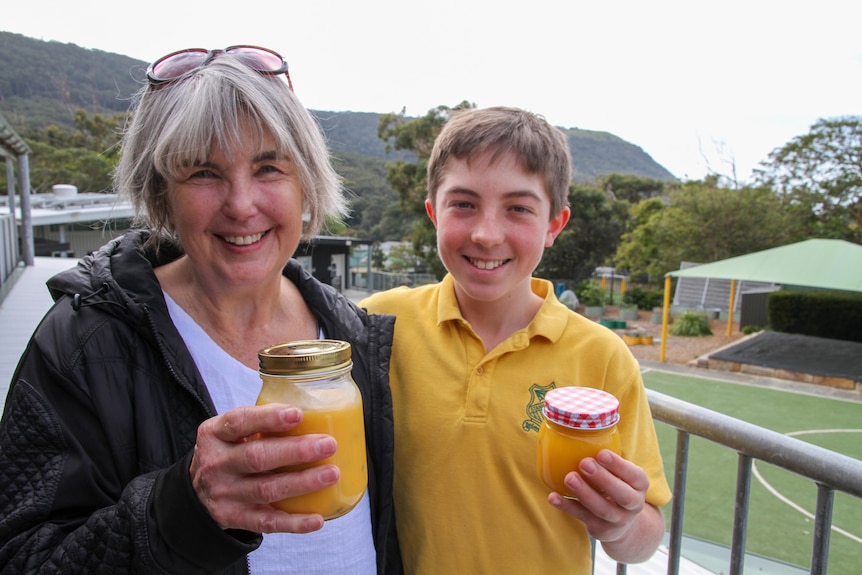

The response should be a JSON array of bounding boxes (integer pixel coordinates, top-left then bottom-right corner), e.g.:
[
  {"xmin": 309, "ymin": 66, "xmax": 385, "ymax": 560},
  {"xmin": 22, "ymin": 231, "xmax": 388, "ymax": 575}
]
[{"xmin": 0, "ymin": 186, "xmax": 135, "ymax": 258}]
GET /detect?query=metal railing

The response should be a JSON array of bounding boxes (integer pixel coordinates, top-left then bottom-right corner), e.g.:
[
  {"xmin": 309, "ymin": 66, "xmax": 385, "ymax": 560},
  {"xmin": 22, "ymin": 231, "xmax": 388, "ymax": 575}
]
[
  {"xmin": 0, "ymin": 213, "xmax": 20, "ymax": 292},
  {"xmin": 619, "ymin": 389, "xmax": 862, "ymax": 575},
  {"xmin": 357, "ymin": 270, "xmax": 438, "ymax": 292}
]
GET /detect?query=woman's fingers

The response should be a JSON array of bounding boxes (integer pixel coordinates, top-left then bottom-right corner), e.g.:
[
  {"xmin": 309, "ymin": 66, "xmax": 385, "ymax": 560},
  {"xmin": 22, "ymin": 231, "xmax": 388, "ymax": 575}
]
[
  {"xmin": 189, "ymin": 404, "xmax": 341, "ymax": 532},
  {"xmin": 211, "ymin": 404, "xmax": 302, "ymax": 442}
]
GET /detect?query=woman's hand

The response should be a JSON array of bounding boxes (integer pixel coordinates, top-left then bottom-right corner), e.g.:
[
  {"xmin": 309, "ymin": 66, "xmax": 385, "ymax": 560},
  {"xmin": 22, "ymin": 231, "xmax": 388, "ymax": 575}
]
[{"xmin": 190, "ymin": 403, "xmax": 339, "ymax": 534}]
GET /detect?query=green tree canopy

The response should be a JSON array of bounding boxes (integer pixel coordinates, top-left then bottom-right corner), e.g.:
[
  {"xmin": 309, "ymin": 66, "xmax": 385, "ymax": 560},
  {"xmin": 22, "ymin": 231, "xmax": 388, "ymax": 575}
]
[
  {"xmin": 332, "ymin": 151, "xmax": 409, "ymax": 241},
  {"xmin": 537, "ymin": 185, "xmax": 629, "ymax": 282},
  {"xmin": 614, "ymin": 177, "xmax": 793, "ymax": 279},
  {"xmin": 376, "ymin": 101, "xmax": 473, "ymax": 277},
  {"xmin": 599, "ymin": 173, "xmax": 666, "ymax": 204},
  {"xmin": 2, "ymin": 109, "xmax": 124, "ymax": 194},
  {"xmin": 613, "ymin": 197, "xmax": 667, "ymax": 281},
  {"xmin": 754, "ymin": 116, "xmax": 862, "ymax": 243}
]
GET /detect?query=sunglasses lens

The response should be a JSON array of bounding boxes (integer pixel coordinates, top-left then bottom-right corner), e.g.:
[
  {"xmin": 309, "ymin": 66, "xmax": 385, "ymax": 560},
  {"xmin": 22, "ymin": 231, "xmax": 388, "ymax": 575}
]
[
  {"xmin": 150, "ymin": 50, "xmax": 209, "ymax": 81},
  {"xmin": 226, "ymin": 47, "xmax": 286, "ymax": 73},
  {"xmin": 147, "ymin": 46, "xmax": 291, "ymax": 90}
]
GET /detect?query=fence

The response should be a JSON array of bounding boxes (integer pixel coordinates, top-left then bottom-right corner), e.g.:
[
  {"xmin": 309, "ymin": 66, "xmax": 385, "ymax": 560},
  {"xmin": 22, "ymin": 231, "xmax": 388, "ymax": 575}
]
[
  {"xmin": 353, "ymin": 270, "xmax": 438, "ymax": 292},
  {"xmin": 0, "ymin": 213, "xmax": 20, "ymax": 294},
  {"xmin": 602, "ymin": 389, "xmax": 862, "ymax": 574},
  {"xmin": 672, "ymin": 262, "xmax": 776, "ymax": 316}
]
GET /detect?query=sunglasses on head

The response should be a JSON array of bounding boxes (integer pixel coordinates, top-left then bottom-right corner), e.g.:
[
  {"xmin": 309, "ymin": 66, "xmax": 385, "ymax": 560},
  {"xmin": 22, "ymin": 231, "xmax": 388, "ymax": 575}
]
[{"xmin": 146, "ymin": 45, "xmax": 293, "ymax": 91}]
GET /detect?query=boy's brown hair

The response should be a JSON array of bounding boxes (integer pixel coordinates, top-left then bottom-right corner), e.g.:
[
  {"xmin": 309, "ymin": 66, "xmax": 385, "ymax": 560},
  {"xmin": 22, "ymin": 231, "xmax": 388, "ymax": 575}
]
[{"xmin": 426, "ymin": 106, "xmax": 572, "ymax": 218}]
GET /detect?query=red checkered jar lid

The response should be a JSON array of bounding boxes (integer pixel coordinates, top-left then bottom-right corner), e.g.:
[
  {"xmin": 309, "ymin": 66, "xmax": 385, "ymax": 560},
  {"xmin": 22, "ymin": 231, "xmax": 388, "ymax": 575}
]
[{"xmin": 542, "ymin": 387, "xmax": 620, "ymax": 430}]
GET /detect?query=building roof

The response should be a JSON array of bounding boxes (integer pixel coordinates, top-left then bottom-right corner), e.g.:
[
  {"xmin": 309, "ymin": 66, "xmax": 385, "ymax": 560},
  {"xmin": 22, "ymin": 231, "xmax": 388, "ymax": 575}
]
[
  {"xmin": 667, "ymin": 239, "xmax": 862, "ymax": 293},
  {"xmin": 0, "ymin": 192, "xmax": 135, "ymax": 226}
]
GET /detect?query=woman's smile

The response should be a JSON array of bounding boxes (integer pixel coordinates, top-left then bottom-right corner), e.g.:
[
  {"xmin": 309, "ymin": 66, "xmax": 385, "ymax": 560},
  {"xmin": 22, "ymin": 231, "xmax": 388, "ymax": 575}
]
[{"xmin": 220, "ymin": 231, "xmax": 268, "ymax": 246}]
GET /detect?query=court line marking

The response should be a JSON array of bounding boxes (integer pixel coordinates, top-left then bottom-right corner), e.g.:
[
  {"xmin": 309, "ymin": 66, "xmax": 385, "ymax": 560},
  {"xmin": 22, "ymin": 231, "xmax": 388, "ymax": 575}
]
[
  {"xmin": 639, "ymin": 367, "xmax": 862, "ymax": 544},
  {"xmin": 640, "ymin": 366, "xmax": 862, "ymax": 405},
  {"xmin": 752, "ymin": 429, "xmax": 862, "ymax": 545}
]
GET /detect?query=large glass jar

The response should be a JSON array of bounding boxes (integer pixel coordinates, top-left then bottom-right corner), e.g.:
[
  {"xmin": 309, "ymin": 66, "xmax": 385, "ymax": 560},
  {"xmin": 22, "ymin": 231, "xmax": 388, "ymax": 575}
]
[
  {"xmin": 537, "ymin": 386, "xmax": 621, "ymax": 497},
  {"xmin": 257, "ymin": 339, "xmax": 367, "ymax": 519}
]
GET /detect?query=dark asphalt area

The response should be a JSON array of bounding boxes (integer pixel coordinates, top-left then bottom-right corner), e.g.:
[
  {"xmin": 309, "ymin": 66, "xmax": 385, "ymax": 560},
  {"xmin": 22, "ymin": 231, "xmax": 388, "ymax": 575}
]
[{"xmin": 709, "ymin": 331, "xmax": 862, "ymax": 383}]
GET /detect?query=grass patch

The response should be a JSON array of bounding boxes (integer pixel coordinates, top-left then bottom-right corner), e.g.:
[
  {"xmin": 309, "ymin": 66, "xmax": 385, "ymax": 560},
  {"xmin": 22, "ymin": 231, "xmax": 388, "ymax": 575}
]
[{"xmin": 643, "ymin": 369, "xmax": 862, "ymax": 573}]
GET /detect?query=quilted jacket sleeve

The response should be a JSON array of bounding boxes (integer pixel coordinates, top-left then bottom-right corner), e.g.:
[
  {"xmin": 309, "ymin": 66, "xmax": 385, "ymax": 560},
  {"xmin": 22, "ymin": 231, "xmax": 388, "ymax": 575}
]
[{"xmin": 0, "ymin": 311, "xmax": 259, "ymax": 574}]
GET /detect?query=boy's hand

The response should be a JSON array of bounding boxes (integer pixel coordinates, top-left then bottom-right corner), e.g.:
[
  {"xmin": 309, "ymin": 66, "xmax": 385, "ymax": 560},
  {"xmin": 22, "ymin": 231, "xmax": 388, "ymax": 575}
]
[{"xmin": 548, "ymin": 450, "xmax": 665, "ymax": 563}]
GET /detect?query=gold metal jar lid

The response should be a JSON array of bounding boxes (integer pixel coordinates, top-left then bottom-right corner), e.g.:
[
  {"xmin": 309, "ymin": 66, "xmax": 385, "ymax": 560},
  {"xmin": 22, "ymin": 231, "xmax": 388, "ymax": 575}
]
[{"xmin": 258, "ymin": 339, "xmax": 352, "ymax": 375}]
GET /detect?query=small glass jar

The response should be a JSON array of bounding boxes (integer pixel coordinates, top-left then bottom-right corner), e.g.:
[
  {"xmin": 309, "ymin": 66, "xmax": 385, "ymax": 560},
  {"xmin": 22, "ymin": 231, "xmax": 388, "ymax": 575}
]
[
  {"xmin": 257, "ymin": 339, "xmax": 367, "ymax": 519},
  {"xmin": 537, "ymin": 386, "xmax": 621, "ymax": 497}
]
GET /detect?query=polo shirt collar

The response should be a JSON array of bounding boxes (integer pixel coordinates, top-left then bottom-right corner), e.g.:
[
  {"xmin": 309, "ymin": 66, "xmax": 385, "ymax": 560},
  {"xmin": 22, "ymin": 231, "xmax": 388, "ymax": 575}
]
[{"xmin": 435, "ymin": 274, "xmax": 570, "ymax": 344}]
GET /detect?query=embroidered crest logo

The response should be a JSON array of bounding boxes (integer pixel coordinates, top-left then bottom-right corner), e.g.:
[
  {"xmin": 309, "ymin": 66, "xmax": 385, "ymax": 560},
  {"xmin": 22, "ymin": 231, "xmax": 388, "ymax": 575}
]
[{"xmin": 522, "ymin": 382, "xmax": 556, "ymax": 432}]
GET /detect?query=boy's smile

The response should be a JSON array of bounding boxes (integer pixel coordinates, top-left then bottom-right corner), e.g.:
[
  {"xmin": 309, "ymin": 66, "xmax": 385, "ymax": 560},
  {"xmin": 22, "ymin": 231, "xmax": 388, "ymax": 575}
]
[{"xmin": 468, "ymin": 257, "xmax": 508, "ymax": 270}]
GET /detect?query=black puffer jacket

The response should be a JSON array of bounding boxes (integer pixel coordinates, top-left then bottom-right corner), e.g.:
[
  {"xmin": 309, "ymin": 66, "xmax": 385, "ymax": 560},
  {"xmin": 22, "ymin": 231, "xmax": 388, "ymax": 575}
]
[{"xmin": 0, "ymin": 231, "xmax": 402, "ymax": 574}]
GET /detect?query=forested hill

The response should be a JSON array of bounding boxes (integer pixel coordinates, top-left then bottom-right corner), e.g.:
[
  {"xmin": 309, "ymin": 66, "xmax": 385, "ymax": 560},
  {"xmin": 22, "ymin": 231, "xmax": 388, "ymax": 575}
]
[{"xmin": 1, "ymin": 31, "xmax": 676, "ymax": 182}]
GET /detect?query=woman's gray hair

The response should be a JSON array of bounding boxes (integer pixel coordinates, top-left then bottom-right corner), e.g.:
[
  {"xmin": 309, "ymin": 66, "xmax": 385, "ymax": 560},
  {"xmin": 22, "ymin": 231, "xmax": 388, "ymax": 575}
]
[{"xmin": 113, "ymin": 54, "xmax": 346, "ymax": 250}]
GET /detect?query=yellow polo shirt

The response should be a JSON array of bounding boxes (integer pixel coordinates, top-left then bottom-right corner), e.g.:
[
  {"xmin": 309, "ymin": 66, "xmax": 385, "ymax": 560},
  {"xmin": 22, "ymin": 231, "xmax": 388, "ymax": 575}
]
[{"xmin": 361, "ymin": 276, "xmax": 671, "ymax": 574}]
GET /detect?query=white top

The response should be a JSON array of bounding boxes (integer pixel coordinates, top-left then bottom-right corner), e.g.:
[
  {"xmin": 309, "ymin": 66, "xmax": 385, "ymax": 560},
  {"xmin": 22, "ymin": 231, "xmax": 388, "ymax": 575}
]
[{"xmin": 165, "ymin": 292, "xmax": 376, "ymax": 575}]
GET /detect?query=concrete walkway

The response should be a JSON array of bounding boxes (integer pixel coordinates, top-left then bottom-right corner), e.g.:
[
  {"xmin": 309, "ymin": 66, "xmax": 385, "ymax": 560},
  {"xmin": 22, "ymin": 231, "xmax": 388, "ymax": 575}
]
[{"xmin": 0, "ymin": 257, "xmax": 78, "ymax": 405}]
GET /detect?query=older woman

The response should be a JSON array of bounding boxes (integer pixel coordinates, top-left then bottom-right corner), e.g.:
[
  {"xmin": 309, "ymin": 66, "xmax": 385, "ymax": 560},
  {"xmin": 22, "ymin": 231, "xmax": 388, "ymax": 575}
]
[{"xmin": 0, "ymin": 46, "xmax": 400, "ymax": 574}]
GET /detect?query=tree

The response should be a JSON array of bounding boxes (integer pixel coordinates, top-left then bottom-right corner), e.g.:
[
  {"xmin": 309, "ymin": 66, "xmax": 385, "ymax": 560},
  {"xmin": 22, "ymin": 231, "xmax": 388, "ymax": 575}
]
[
  {"xmin": 376, "ymin": 101, "xmax": 474, "ymax": 277},
  {"xmin": 754, "ymin": 116, "xmax": 862, "ymax": 243},
  {"xmin": 599, "ymin": 173, "xmax": 666, "ymax": 204},
  {"xmin": 613, "ymin": 197, "xmax": 667, "ymax": 282},
  {"xmin": 331, "ymin": 151, "xmax": 409, "ymax": 240},
  {"xmin": 25, "ymin": 141, "xmax": 115, "ymax": 194},
  {"xmin": 663, "ymin": 179, "xmax": 790, "ymax": 263},
  {"xmin": 3, "ymin": 109, "xmax": 124, "ymax": 194},
  {"xmin": 384, "ymin": 243, "xmax": 424, "ymax": 272},
  {"xmin": 537, "ymin": 185, "xmax": 629, "ymax": 282},
  {"xmin": 614, "ymin": 177, "xmax": 793, "ymax": 278}
]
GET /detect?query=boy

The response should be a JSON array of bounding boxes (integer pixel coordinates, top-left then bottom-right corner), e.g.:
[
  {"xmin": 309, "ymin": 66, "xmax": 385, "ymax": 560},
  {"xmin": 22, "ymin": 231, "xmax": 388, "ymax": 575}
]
[{"xmin": 361, "ymin": 106, "xmax": 671, "ymax": 573}]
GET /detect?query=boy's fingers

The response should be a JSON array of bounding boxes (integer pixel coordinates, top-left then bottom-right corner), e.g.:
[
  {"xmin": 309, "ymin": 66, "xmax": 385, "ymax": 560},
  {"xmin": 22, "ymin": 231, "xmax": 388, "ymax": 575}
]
[{"xmin": 594, "ymin": 450, "xmax": 650, "ymax": 493}]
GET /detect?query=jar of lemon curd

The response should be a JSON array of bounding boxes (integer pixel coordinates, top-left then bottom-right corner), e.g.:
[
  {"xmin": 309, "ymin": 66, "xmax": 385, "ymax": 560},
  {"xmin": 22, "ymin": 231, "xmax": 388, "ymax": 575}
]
[
  {"xmin": 537, "ymin": 386, "xmax": 621, "ymax": 497},
  {"xmin": 257, "ymin": 340, "xmax": 367, "ymax": 519}
]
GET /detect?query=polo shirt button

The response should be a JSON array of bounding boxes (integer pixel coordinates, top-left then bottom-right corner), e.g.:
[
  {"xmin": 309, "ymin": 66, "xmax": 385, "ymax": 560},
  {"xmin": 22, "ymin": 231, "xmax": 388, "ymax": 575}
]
[{"xmin": 476, "ymin": 366, "xmax": 484, "ymax": 375}]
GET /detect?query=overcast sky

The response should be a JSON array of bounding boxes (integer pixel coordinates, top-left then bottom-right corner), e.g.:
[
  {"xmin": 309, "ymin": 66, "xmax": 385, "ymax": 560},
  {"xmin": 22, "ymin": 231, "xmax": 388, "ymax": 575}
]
[{"xmin": 3, "ymin": 0, "xmax": 860, "ymax": 182}]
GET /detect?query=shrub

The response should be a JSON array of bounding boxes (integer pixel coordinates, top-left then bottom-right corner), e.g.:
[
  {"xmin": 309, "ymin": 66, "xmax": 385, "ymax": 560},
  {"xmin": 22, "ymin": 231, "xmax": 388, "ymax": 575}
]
[
  {"xmin": 669, "ymin": 312, "xmax": 713, "ymax": 337},
  {"xmin": 576, "ymin": 280, "xmax": 606, "ymax": 307},
  {"xmin": 768, "ymin": 290, "xmax": 862, "ymax": 343},
  {"xmin": 623, "ymin": 285, "xmax": 665, "ymax": 310}
]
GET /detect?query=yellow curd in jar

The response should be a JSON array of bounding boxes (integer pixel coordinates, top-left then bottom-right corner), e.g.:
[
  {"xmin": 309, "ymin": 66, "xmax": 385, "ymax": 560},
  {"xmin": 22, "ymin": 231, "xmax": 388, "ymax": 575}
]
[
  {"xmin": 537, "ymin": 420, "xmax": 621, "ymax": 496},
  {"xmin": 536, "ymin": 386, "xmax": 621, "ymax": 497},
  {"xmin": 256, "ymin": 395, "xmax": 367, "ymax": 518},
  {"xmin": 256, "ymin": 340, "xmax": 368, "ymax": 519}
]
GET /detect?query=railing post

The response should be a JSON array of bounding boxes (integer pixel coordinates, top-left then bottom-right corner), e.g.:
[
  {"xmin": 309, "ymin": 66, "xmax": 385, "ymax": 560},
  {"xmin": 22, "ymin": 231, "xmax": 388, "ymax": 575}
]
[
  {"xmin": 647, "ymin": 388, "xmax": 862, "ymax": 575},
  {"xmin": 666, "ymin": 430, "xmax": 689, "ymax": 575},
  {"xmin": 17, "ymin": 154, "xmax": 34, "ymax": 265},
  {"xmin": 809, "ymin": 484, "xmax": 834, "ymax": 575},
  {"xmin": 729, "ymin": 453, "xmax": 752, "ymax": 574}
]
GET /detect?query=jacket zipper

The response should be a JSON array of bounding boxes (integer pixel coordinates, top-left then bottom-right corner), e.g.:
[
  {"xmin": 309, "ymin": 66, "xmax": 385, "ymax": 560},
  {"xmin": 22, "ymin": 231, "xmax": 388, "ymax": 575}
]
[{"xmin": 142, "ymin": 303, "xmax": 215, "ymax": 418}]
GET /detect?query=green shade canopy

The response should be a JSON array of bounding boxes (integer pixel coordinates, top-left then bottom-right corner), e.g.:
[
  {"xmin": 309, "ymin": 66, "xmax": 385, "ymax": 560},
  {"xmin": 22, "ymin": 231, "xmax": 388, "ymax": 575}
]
[{"xmin": 666, "ymin": 239, "xmax": 862, "ymax": 293}]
